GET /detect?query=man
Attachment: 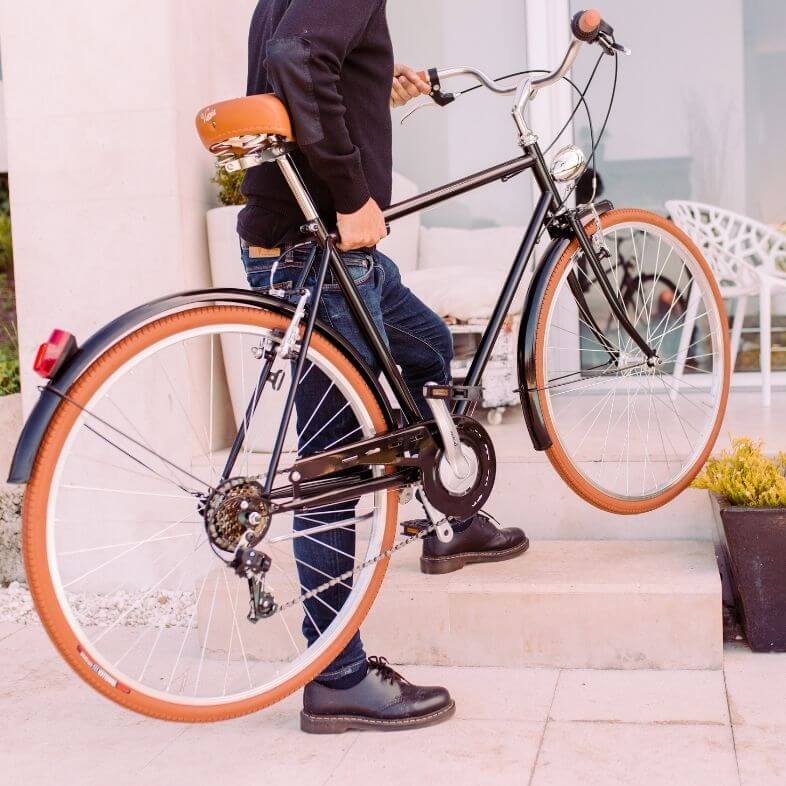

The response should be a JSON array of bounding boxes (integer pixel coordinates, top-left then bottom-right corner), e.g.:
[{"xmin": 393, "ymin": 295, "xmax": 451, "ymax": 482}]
[{"xmin": 239, "ymin": 0, "xmax": 529, "ymax": 733}]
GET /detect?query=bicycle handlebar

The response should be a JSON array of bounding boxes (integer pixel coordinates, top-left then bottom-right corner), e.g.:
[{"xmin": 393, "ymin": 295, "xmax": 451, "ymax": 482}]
[
  {"xmin": 571, "ymin": 9, "xmax": 603, "ymax": 42},
  {"xmin": 419, "ymin": 8, "xmax": 618, "ymax": 100}
]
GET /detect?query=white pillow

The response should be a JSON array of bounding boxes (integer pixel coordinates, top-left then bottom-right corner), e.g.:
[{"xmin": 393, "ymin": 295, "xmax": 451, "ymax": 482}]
[
  {"xmin": 418, "ymin": 225, "xmax": 525, "ymax": 271},
  {"xmin": 378, "ymin": 172, "xmax": 420, "ymax": 274},
  {"xmin": 403, "ymin": 266, "xmax": 530, "ymax": 323}
]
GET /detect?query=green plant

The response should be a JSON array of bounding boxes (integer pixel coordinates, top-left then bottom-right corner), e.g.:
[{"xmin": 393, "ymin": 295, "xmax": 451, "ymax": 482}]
[
  {"xmin": 692, "ymin": 438, "xmax": 786, "ymax": 507},
  {"xmin": 0, "ymin": 333, "xmax": 20, "ymax": 396},
  {"xmin": 211, "ymin": 167, "xmax": 247, "ymax": 207},
  {"xmin": 0, "ymin": 211, "xmax": 13, "ymax": 279}
]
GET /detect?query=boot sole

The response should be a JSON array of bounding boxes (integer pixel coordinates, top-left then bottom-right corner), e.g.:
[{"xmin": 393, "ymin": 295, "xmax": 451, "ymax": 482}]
[
  {"xmin": 420, "ymin": 537, "xmax": 530, "ymax": 575},
  {"xmin": 300, "ymin": 700, "xmax": 456, "ymax": 734}
]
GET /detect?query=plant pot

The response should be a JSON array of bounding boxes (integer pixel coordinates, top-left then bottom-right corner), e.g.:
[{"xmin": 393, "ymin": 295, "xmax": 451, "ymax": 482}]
[
  {"xmin": 710, "ymin": 492, "xmax": 786, "ymax": 652},
  {"xmin": 206, "ymin": 205, "xmax": 296, "ymax": 454}
]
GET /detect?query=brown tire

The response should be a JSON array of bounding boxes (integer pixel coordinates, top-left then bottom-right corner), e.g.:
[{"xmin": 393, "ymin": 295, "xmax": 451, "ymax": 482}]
[
  {"xmin": 532, "ymin": 209, "xmax": 730, "ymax": 515},
  {"xmin": 23, "ymin": 305, "xmax": 398, "ymax": 722}
]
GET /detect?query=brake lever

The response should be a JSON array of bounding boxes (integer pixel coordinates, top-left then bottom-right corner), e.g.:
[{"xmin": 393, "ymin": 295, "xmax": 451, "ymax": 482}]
[
  {"xmin": 599, "ymin": 32, "xmax": 631, "ymax": 56},
  {"xmin": 401, "ymin": 89, "xmax": 461, "ymax": 125},
  {"xmin": 400, "ymin": 99, "xmax": 441, "ymax": 125}
]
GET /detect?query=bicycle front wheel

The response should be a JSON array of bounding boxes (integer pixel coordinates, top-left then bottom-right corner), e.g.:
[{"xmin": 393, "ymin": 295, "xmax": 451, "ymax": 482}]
[
  {"xmin": 532, "ymin": 209, "xmax": 730, "ymax": 514},
  {"xmin": 23, "ymin": 305, "xmax": 397, "ymax": 722}
]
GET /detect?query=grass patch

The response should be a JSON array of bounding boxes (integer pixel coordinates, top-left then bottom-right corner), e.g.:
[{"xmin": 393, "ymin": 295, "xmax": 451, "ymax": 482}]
[{"xmin": 0, "ymin": 177, "xmax": 19, "ymax": 397}]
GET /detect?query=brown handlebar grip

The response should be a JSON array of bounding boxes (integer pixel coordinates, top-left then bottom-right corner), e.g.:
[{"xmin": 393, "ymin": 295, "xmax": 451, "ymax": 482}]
[{"xmin": 571, "ymin": 9, "xmax": 602, "ymax": 41}]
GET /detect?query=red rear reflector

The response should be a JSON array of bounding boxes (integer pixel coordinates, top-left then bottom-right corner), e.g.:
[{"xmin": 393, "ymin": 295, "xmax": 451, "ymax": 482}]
[{"xmin": 33, "ymin": 329, "xmax": 77, "ymax": 379}]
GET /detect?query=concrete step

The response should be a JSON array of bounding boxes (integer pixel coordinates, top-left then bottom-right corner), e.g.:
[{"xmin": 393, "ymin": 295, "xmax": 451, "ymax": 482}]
[
  {"xmin": 360, "ymin": 539, "xmax": 722, "ymax": 670},
  {"xmin": 197, "ymin": 539, "xmax": 721, "ymax": 671}
]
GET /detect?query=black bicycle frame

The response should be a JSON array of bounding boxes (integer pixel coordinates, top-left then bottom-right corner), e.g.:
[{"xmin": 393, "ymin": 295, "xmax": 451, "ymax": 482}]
[{"xmin": 224, "ymin": 140, "xmax": 656, "ymax": 485}]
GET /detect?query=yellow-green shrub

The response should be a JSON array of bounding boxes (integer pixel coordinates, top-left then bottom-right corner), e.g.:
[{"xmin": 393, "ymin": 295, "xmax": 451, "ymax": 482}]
[
  {"xmin": 211, "ymin": 168, "xmax": 247, "ymax": 207},
  {"xmin": 692, "ymin": 438, "xmax": 786, "ymax": 507}
]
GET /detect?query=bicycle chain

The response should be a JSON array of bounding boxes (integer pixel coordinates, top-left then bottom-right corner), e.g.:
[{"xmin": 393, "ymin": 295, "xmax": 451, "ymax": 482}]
[{"xmin": 273, "ymin": 521, "xmax": 437, "ymax": 615}]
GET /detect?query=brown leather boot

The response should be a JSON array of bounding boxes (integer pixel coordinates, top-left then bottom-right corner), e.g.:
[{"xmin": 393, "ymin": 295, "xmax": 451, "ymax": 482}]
[
  {"xmin": 301, "ymin": 656, "xmax": 455, "ymax": 733},
  {"xmin": 416, "ymin": 512, "xmax": 529, "ymax": 575}
]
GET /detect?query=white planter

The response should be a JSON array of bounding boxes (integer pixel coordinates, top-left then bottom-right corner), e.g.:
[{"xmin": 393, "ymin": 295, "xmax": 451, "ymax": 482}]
[{"xmin": 207, "ymin": 206, "xmax": 296, "ymax": 454}]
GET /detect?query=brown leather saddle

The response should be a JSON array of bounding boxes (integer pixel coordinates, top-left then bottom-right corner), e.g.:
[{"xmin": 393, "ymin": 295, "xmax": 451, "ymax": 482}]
[{"xmin": 195, "ymin": 95, "xmax": 294, "ymax": 170}]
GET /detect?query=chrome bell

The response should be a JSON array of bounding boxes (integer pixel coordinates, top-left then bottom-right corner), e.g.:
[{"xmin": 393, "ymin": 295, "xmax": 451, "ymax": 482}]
[{"xmin": 549, "ymin": 145, "xmax": 587, "ymax": 183}]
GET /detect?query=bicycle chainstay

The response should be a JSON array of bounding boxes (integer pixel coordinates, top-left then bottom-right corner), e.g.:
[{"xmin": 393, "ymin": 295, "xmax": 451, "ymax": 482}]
[{"xmin": 241, "ymin": 415, "xmax": 494, "ymax": 616}]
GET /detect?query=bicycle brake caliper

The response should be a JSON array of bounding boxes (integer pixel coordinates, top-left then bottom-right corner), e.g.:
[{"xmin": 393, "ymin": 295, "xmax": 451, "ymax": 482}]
[
  {"xmin": 279, "ymin": 289, "xmax": 311, "ymax": 360},
  {"xmin": 589, "ymin": 203, "xmax": 610, "ymax": 258}
]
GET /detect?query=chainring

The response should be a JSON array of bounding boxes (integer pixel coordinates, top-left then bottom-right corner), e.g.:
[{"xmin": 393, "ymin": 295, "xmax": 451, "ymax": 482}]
[
  {"xmin": 421, "ymin": 418, "xmax": 496, "ymax": 519},
  {"xmin": 204, "ymin": 478, "xmax": 271, "ymax": 553}
]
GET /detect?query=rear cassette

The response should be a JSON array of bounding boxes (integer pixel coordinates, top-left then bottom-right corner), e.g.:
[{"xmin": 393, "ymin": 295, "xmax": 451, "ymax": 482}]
[{"xmin": 204, "ymin": 478, "xmax": 271, "ymax": 553}]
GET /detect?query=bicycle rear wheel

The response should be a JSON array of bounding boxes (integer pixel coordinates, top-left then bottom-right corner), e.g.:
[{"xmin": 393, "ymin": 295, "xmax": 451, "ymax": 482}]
[
  {"xmin": 23, "ymin": 305, "xmax": 397, "ymax": 721},
  {"xmin": 532, "ymin": 209, "xmax": 730, "ymax": 514}
]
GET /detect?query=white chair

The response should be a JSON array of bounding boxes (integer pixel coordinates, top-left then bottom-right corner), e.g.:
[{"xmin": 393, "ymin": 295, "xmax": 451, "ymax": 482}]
[{"xmin": 666, "ymin": 200, "xmax": 786, "ymax": 406}]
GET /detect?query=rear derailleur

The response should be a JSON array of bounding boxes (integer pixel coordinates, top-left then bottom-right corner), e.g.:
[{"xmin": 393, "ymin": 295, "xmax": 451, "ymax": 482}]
[
  {"xmin": 202, "ymin": 477, "xmax": 277, "ymax": 623},
  {"xmin": 232, "ymin": 529, "xmax": 277, "ymax": 623}
]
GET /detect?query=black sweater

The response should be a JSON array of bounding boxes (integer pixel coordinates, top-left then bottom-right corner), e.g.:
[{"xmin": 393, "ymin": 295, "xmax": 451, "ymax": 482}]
[{"xmin": 238, "ymin": 0, "xmax": 394, "ymax": 247}]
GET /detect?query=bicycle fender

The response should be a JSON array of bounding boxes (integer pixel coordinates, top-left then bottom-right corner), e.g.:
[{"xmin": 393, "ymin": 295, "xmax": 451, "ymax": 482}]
[
  {"xmin": 517, "ymin": 237, "xmax": 569, "ymax": 451},
  {"xmin": 517, "ymin": 202, "xmax": 614, "ymax": 451},
  {"xmin": 8, "ymin": 288, "xmax": 396, "ymax": 485}
]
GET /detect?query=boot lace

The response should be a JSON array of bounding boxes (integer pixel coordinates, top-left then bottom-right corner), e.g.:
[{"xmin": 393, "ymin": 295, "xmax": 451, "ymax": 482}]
[{"xmin": 367, "ymin": 656, "xmax": 407, "ymax": 684}]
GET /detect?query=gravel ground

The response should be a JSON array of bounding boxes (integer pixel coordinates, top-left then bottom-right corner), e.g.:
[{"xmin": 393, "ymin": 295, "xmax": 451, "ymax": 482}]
[
  {"xmin": 0, "ymin": 487, "xmax": 24, "ymax": 585},
  {"xmin": 0, "ymin": 582, "xmax": 196, "ymax": 628}
]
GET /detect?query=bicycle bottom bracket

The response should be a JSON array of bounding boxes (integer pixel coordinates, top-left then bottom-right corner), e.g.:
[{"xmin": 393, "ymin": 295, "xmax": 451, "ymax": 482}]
[{"xmin": 421, "ymin": 419, "xmax": 496, "ymax": 519}]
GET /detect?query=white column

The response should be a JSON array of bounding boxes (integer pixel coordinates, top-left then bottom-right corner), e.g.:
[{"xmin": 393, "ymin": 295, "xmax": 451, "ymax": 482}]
[
  {"xmin": 524, "ymin": 0, "xmax": 574, "ymax": 185},
  {"xmin": 0, "ymin": 0, "xmax": 236, "ymax": 413}
]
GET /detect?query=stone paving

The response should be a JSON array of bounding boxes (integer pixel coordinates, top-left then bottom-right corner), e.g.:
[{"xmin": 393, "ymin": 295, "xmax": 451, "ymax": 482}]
[{"xmin": 2, "ymin": 622, "xmax": 784, "ymax": 786}]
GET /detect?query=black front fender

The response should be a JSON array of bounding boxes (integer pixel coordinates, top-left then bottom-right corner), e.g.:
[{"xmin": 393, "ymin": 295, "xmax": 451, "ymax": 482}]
[
  {"xmin": 517, "ymin": 201, "xmax": 614, "ymax": 451},
  {"xmin": 517, "ymin": 236, "xmax": 570, "ymax": 451},
  {"xmin": 8, "ymin": 288, "xmax": 396, "ymax": 484}
]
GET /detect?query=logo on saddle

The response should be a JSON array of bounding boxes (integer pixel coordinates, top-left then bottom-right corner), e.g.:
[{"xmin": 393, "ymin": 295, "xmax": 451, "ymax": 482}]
[{"xmin": 199, "ymin": 107, "xmax": 217, "ymax": 125}]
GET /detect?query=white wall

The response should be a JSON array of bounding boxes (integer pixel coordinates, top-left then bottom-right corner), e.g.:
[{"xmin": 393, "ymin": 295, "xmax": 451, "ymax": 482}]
[
  {"xmin": 0, "ymin": 81, "xmax": 8, "ymax": 173},
  {"xmin": 0, "ymin": 1, "xmax": 222, "ymax": 412},
  {"xmin": 571, "ymin": 0, "xmax": 747, "ymax": 211},
  {"xmin": 389, "ymin": 0, "xmax": 532, "ymax": 228}
]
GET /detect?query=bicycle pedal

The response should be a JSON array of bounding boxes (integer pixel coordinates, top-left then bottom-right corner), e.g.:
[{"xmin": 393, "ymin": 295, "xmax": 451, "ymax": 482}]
[
  {"xmin": 401, "ymin": 520, "xmax": 431, "ymax": 537},
  {"xmin": 423, "ymin": 384, "xmax": 483, "ymax": 403}
]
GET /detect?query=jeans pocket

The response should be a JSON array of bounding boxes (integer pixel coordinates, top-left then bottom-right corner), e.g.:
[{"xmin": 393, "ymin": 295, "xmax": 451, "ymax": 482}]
[
  {"xmin": 322, "ymin": 251, "xmax": 375, "ymax": 292},
  {"xmin": 241, "ymin": 248, "xmax": 302, "ymax": 291}
]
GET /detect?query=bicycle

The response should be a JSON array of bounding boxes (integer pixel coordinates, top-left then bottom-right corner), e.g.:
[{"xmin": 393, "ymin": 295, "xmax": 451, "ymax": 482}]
[{"xmin": 10, "ymin": 10, "xmax": 730, "ymax": 722}]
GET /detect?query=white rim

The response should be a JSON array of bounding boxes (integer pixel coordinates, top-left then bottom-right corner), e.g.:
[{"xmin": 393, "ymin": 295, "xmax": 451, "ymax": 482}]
[{"xmin": 45, "ymin": 317, "xmax": 388, "ymax": 707}]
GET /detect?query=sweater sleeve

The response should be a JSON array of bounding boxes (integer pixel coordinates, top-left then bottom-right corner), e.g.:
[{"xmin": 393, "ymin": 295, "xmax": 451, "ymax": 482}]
[{"xmin": 264, "ymin": 0, "xmax": 383, "ymax": 214}]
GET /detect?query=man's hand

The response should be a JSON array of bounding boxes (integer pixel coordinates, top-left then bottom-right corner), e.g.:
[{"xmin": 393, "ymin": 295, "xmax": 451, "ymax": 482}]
[
  {"xmin": 390, "ymin": 64, "xmax": 431, "ymax": 108},
  {"xmin": 337, "ymin": 198, "xmax": 388, "ymax": 251}
]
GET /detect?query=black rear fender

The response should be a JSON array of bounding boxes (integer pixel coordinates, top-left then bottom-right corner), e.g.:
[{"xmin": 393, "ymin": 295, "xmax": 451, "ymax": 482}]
[{"xmin": 8, "ymin": 289, "xmax": 396, "ymax": 484}]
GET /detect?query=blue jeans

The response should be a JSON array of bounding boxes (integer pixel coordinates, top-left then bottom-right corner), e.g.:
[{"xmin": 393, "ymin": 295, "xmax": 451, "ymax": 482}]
[{"xmin": 242, "ymin": 244, "xmax": 453, "ymax": 684}]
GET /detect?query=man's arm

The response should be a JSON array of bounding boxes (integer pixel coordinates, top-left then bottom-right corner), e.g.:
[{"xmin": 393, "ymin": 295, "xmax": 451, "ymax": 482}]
[
  {"xmin": 265, "ymin": 1, "xmax": 429, "ymax": 249},
  {"xmin": 265, "ymin": 1, "xmax": 380, "ymax": 218}
]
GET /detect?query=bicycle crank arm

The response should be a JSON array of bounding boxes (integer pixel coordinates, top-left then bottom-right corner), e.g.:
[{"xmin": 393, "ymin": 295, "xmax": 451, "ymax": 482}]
[{"xmin": 425, "ymin": 382, "xmax": 471, "ymax": 479}]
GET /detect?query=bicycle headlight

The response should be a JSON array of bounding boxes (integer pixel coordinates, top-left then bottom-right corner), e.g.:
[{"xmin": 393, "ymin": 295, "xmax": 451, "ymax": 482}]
[{"xmin": 549, "ymin": 145, "xmax": 587, "ymax": 183}]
